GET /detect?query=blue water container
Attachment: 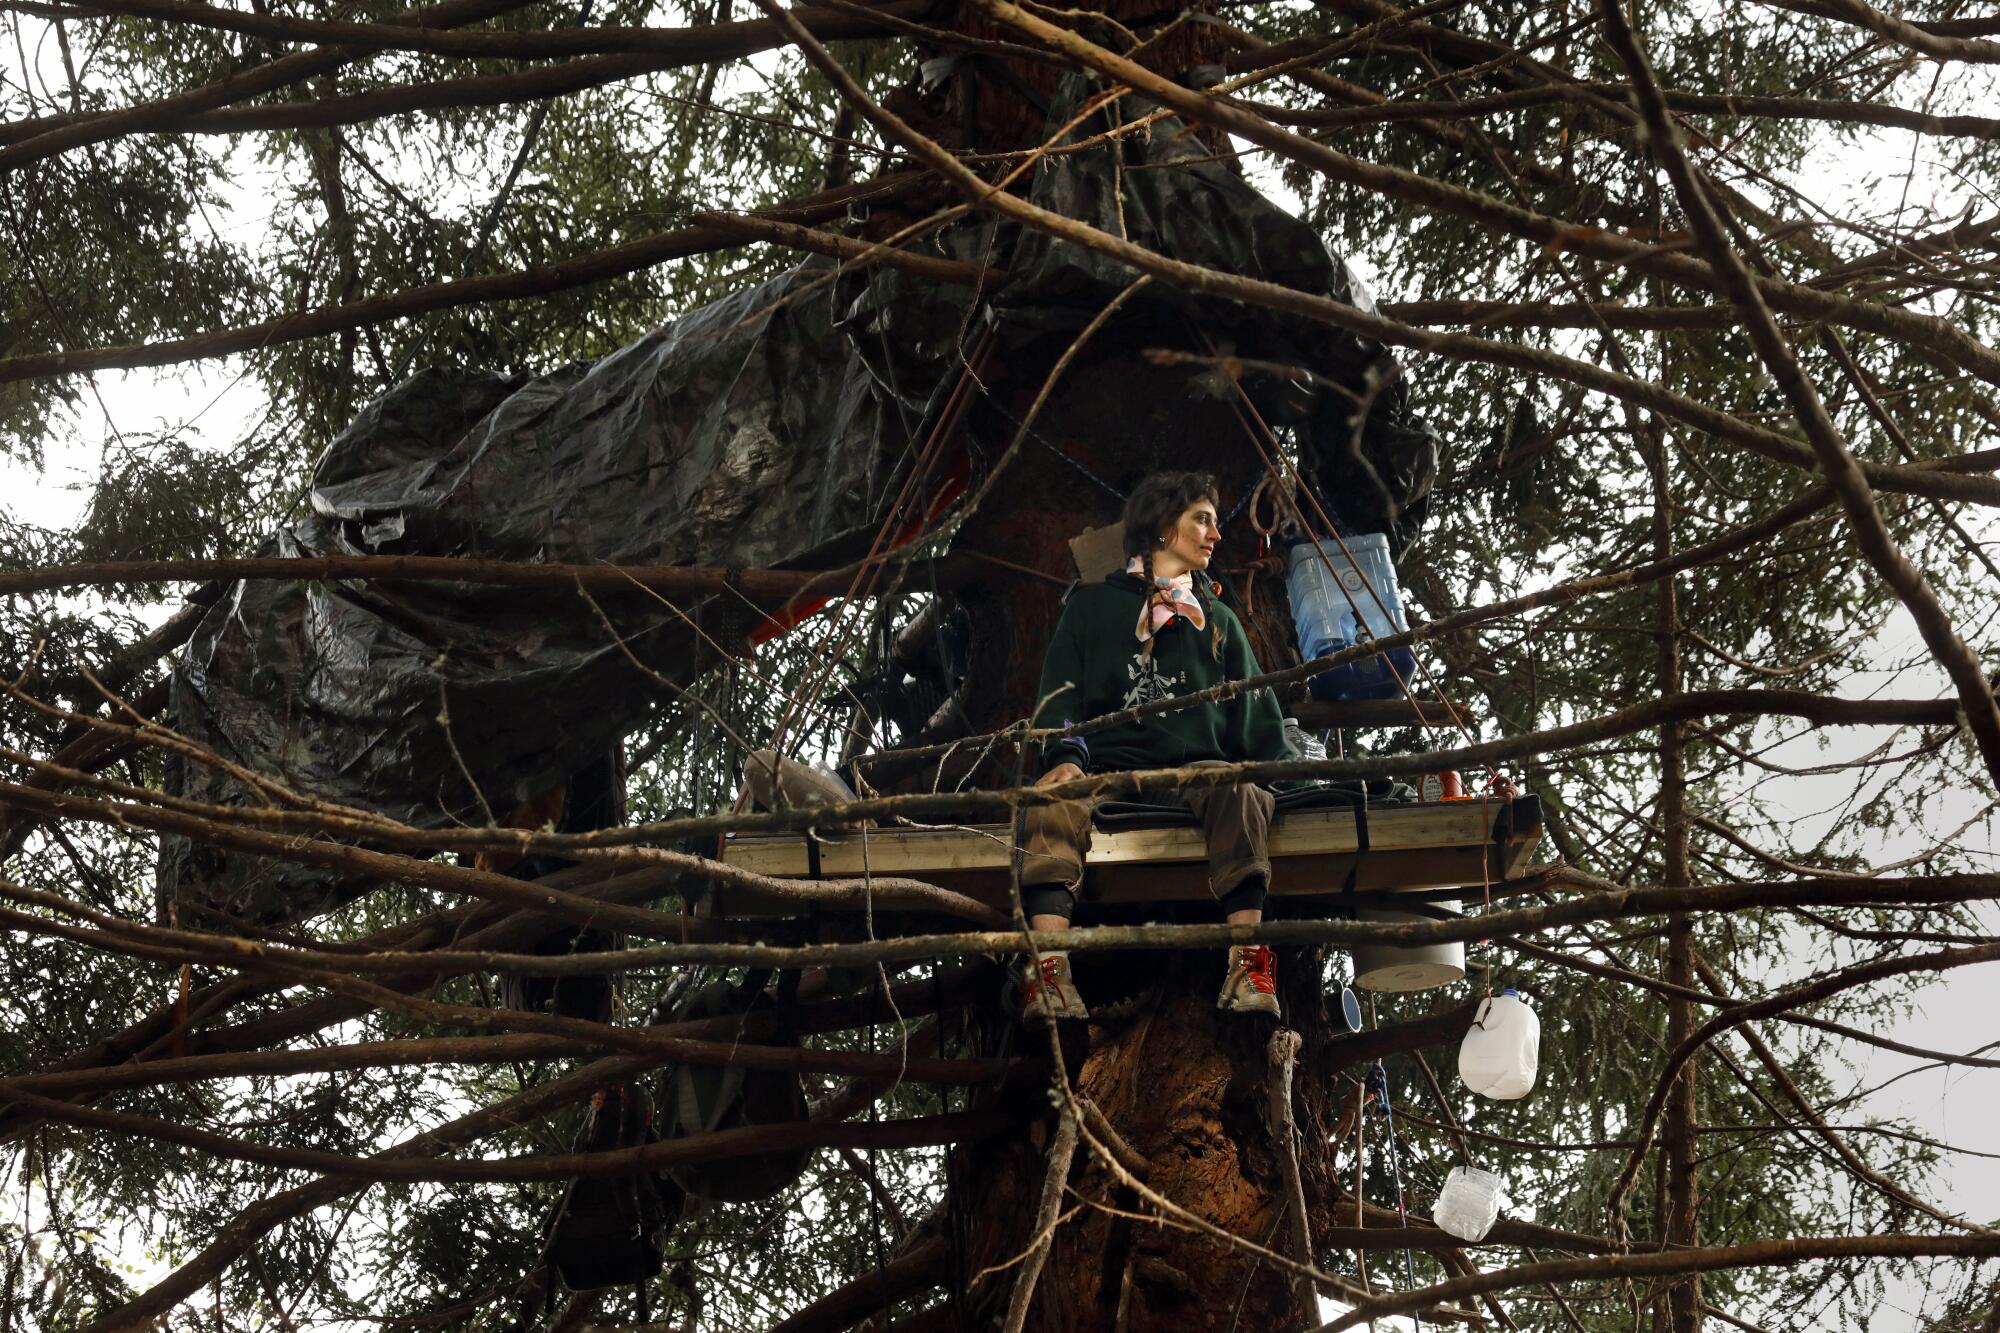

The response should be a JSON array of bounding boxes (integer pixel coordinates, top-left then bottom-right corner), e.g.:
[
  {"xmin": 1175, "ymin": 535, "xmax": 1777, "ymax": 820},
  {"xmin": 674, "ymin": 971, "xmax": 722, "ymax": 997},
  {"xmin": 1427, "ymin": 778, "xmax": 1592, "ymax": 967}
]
[{"xmin": 1285, "ymin": 534, "xmax": 1416, "ymax": 701}]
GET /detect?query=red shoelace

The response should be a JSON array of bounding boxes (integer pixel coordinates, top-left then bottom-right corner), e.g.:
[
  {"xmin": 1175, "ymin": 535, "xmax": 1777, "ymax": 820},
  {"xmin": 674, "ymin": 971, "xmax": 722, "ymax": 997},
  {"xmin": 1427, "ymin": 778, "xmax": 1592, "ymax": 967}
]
[
  {"xmin": 1238, "ymin": 945, "xmax": 1278, "ymax": 995},
  {"xmin": 1024, "ymin": 955, "xmax": 1069, "ymax": 1001}
]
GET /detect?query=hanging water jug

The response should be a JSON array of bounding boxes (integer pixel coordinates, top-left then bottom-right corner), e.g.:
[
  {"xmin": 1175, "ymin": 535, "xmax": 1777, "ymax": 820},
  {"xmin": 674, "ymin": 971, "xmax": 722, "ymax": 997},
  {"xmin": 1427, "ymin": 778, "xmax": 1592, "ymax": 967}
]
[
  {"xmin": 1432, "ymin": 1165, "xmax": 1507, "ymax": 1242},
  {"xmin": 1458, "ymin": 989, "xmax": 1540, "ymax": 1100},
  {"xmin": 1285, "ymin": 534, "xmax": 1417, "ymax": 701}
]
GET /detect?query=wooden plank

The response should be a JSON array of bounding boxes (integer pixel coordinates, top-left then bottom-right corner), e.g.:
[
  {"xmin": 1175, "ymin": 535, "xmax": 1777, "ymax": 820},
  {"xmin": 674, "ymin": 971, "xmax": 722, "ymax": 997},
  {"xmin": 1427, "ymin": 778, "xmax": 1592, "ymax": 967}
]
[
  {"xmin": 714, "ymin": 795, "xmax": 1543, "ymax": 917},
  {"xmin": 726, "ymin": 801, "xmax": 1507, "ymax": 876},
  {"xmin": 1497, "ymin": 794, "xmax": 1544, "ymax": 879}
]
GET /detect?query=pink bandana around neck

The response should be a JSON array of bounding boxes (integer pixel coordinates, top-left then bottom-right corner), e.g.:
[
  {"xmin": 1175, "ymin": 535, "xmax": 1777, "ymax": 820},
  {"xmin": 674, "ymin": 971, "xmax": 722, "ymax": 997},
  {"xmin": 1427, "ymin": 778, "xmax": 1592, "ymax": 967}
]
[{"xmin": 1127, "ymin": 556, "xmax": 1207, "ymax": 642}]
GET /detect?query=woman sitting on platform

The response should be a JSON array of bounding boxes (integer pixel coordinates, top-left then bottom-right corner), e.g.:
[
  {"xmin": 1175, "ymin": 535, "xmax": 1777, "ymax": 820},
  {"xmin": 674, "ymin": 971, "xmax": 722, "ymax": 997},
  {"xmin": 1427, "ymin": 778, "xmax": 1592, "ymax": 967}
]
[{"xmin": 1016, "ymin": 470, "xmax": 1296, "ymax": 1025}]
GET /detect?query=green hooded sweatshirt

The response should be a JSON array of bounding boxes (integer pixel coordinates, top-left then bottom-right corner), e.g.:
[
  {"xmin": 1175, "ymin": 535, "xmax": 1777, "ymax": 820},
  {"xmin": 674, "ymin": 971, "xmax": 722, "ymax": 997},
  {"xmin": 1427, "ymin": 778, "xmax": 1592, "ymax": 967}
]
[{"xmin": 1033, "ymin": 571, "xmax": 1296, "ymax": 775}]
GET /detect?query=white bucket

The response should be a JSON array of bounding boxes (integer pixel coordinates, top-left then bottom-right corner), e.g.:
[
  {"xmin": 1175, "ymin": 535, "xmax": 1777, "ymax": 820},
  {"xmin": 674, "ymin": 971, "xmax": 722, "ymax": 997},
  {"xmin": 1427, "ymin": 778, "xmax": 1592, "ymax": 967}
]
[
  {"xmin": 1432, "ymin": 1166, "xmax": 1507, "ymax": 1242},
  {"xmin": 1351, "ymin": 899, "xmax": 1466, "ymax": 992},
  {"xmin": 1458, "ymin": 989, "xmax": 1540, "ymax": 1100}
]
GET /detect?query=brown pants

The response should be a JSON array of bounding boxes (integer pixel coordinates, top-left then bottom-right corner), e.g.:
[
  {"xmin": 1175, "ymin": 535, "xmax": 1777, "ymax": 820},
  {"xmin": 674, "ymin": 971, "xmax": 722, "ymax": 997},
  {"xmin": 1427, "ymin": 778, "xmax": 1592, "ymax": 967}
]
[{"xmin": 1018, "ymin": 760, "xmax": 1274, "ymax": 920}]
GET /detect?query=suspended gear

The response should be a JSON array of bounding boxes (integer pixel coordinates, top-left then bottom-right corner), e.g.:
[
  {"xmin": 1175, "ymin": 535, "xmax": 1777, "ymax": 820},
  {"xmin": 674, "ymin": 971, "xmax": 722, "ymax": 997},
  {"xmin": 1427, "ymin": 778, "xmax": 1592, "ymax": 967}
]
[
  {"xmin": 740, "ymin": 749, "xmax": 861, "ymax": 830},
  {"xmin": 660, "ymin": 973, "xmax": 813, "ymax": 1203},
  {"xmin": 1433, "ymin": 1165, "xmax": 1508, "ymax": 1242},
  {"xmin": 499, "ymin": 752, "xmax": 627, "ymax": 1020},
  {"xmin": 546, "ymin": 1082, "xmax": 681, "ymax": 1292},
  {"xmin": 1285, "ymin": 533, "xmax": 1417, "ymax": 703},
  {"xmin": 1283, "ymin": 717, "xmax": 1327, "ymax": 762}
]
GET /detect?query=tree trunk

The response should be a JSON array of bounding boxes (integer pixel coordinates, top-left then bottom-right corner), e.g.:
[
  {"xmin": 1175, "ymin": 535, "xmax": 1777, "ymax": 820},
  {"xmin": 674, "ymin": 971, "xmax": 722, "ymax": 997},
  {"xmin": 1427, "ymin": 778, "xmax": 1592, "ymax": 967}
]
[
  {"xmin": 952, "ymin": 954, "xmax": 1348, "ymax": 1331},
  {"xmin": 867, "ymin": 13, "xmax": 1403, "ymax": 1324}
]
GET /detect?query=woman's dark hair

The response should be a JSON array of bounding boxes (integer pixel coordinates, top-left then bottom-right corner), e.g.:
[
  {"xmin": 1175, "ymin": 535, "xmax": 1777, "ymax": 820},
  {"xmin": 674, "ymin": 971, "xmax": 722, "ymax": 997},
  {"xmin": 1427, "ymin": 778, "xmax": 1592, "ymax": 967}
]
[
  {"xmin": 1121, "ymin": 470, "xmax": 1225, "ymax": 661},
  {"xmin": 1121, "ymin": 471, "xmax": 1220, "ymax": 558}
]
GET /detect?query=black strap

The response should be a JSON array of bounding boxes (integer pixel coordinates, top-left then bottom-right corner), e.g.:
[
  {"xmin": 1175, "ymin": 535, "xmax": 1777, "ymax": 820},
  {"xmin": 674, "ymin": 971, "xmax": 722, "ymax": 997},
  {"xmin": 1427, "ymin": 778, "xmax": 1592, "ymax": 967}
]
[
  {"xmin": 1341, "ymin": 795, "xmax": 1371, "ymax": 900},
  {"xmin": 804, "ymin": 834, "xmax": 824, "ymax": 953}
]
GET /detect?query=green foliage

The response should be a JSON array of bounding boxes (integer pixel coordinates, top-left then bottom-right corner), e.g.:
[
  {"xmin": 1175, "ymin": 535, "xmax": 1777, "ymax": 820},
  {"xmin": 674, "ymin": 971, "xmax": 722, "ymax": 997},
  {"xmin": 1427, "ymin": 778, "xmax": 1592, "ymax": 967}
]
[{"xmin": 4, "ymin": 0, "xmax": 1998, "ymax": 1328}]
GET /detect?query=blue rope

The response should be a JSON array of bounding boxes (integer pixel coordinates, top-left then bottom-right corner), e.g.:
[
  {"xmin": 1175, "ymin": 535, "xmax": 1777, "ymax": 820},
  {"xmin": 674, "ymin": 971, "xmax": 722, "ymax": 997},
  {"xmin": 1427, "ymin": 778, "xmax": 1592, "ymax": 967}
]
[
  {"xmin": 1030, "ymin": 427, "xmax": 1127, "ymax": 501},
  {"xmin": 1367, "ymin": 1060, "xmax": 1423, "ymax": 1333}
]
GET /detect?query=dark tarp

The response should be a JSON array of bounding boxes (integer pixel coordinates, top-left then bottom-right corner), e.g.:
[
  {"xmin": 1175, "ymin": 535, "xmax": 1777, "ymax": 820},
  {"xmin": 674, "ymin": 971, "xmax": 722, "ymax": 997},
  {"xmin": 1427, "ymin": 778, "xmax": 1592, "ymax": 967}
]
[
  {"xmin": 160, "ymin": 78, "xmax": 1440, "ymax": 924},
  {"xmin": 161, "ymin": 267, "xmax": 923, "ymax": 921}
]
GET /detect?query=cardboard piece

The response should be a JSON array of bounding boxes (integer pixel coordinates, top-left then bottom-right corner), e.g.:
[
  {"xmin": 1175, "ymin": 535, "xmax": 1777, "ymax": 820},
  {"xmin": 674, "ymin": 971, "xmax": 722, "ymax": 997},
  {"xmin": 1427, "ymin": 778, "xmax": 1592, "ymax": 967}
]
[{"xmin": 1068, "ymin": 522, "xmax": 1128, "ymax": 584}]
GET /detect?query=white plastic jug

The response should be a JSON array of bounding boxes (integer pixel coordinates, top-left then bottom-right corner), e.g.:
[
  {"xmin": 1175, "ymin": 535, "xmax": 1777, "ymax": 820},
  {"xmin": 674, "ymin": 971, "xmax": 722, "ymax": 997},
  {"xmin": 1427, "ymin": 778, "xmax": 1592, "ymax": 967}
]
[
  {"xmin": 1432, "ymin": 1166, "xmax": 1507, "ymax": 1242},
  {"xmin": 1458, "ymin": 989, "xmax": 1540, "ymax": 1100}
]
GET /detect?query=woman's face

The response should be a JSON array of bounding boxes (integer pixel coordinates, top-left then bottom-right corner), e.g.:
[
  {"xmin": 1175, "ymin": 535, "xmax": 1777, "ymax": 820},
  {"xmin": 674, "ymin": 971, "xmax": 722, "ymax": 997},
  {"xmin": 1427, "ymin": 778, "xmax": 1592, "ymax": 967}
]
[{"xmin": 1159, "ymin": 498, "xmax": 1221, "ymax": 572}]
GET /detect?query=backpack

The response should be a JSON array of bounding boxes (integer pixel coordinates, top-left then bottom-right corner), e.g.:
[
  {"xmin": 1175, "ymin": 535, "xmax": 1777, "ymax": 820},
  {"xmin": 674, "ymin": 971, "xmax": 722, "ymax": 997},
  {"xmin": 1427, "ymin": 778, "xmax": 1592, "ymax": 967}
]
[
  {"xmin": 661, "ymin": 973, "xmax": 813, "ymax": 1203},
  {"xmin": 547, "ymin": 1082, "xmax": 683, "ymax": 1291}
]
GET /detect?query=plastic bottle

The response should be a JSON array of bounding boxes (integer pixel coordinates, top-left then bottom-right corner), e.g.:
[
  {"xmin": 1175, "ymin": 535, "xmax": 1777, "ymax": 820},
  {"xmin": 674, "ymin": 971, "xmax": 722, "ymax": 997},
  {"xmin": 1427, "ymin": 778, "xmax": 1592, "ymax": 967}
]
[
  {"xmin": 1457, "ymin": 989, "xmax": 1540, "ymax": 1100},
  {"xmin": 1432, "ymin": 1166, "xmax": 1507, "ymax": 1242},
  {"xmin": 1284, "ymin": 534, "xmax": 1417, "ymax": 702},
  {"xmin": 1282, "ymin": 717, "xmax": 1327, "ymax": 762},
  {"xmin": 1419, "ymin": 771, "xmax": 1466, "ymax": 802}
]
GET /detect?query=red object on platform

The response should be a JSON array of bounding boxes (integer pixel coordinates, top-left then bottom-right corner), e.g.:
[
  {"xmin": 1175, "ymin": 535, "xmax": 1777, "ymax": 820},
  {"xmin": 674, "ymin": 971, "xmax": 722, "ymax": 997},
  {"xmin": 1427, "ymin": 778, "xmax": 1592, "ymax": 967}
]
[
  {"xmin": 750, "ymin": 440, "xmax": 971, "ymax": 646},
  {"xmin": 1421, "ymin": 770, "xmax": 1468, "ymax": 801}
]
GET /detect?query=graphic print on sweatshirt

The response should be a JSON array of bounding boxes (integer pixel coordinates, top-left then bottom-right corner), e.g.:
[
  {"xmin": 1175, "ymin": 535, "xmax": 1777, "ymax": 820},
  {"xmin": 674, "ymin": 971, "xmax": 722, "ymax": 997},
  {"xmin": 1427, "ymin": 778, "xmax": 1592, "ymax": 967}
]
[{"xmin": 1121, "ymin": 650, "xmax": 1188, "ymax": 709}]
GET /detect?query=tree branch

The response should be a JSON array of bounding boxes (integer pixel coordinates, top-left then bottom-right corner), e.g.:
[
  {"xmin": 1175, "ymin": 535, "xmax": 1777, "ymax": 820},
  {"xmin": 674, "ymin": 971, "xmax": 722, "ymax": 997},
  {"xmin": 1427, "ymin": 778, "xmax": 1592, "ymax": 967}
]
[
  {"xmin": 1596, "ymin": 0, "xmax": 2000, "ymax": 790},
  {"xmin": 0, "ymin": 174, "xmax": 924, "ymax": 383},
  {"xmin": 0, "ymin": 0, "xmax": 539, "ymax": 170},
  {"xmin": 1314, "ymin": 1234, "xmax": 2000, "ymax": 1331},
  {"xmin": 1605, "ymin": 940, "xmax": 2000, "ymax": 1232},
  {"xmin": 8, "ymin": 1088, "xmax": 1011, "ymax": 1183}
]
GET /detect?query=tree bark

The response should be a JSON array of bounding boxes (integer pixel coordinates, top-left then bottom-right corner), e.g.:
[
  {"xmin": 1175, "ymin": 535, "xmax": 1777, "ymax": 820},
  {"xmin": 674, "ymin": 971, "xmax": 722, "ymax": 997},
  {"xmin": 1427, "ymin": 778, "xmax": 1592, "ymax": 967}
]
[
  {"xmin": 943, "ymin": 953, "xmax": 1458, "ymax": 1329},
  {"xmin": 1644, "ymin": 217, "xmax": 1702, "ymax": 1333}
]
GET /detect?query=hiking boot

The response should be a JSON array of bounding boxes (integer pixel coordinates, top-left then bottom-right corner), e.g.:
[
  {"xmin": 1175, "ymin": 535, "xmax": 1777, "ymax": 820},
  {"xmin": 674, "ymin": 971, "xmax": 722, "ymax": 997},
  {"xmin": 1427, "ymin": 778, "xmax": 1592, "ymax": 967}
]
[
  {"xmin": 1217, "ymin": 945, "xmax": 1281, "ymax": 1017},
  {"xmin": 1015, "ymin": 951, "xmax": 1090, "ymax": 1026}
]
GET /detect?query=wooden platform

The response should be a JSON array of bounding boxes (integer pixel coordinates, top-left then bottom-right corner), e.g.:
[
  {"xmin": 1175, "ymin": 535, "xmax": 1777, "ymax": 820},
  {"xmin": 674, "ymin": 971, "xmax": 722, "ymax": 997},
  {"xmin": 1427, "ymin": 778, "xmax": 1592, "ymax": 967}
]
[{"xmin": 712, "ymin": 793, "xmax": 1542, "ymax": 917}]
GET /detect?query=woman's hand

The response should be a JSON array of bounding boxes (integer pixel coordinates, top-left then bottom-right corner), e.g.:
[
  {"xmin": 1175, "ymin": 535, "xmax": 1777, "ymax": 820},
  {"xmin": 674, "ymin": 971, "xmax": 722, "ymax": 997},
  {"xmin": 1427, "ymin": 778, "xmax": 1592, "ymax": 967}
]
[{"xmin": 1037, "ymin": 762, "xmax": 1084, "ymax": 787}]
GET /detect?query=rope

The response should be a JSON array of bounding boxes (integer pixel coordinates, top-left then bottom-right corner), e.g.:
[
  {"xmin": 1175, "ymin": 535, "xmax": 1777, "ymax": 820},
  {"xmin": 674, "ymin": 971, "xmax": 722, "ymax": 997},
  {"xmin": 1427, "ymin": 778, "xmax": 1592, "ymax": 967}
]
[
  {"xmin": 1366, "ymin": 1055, "xmax": 1424, "ymax": 1333},
  {"xmin": 1226, "ymin": 391, "xmax": 1433, "ymax": 709},
  {"xmin": 939, "ymin": 962, "xmax": 968, "ymax": 1332},
  {"xmin": 1221, "ymin": 471, "xmax": 1258, "ymax": 526},
  {"xmin": 1219, "ymin": 378, "xmax": 1509, "ymax": 987},
  {"xmin": 1246, "ymin": 472, "xmax": 1292, "ymax": 542},
  {"xmin": 1032, "ymin": 428, "xmax": 1128, "ymax": 501},
  {"xmin": 763, "ymin": 330, "xmax": 995, "ymax": 763},
  {"xmin": 865, "ymin": 979, "xmax": 890, "ymax": 1332},
  {"xmin": 1206, "ymin": 337, "xmax": 1504, "ymax": 798}
]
